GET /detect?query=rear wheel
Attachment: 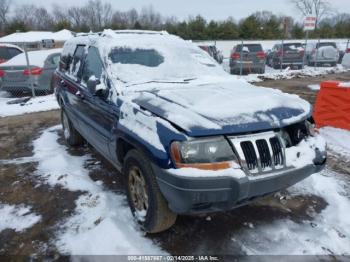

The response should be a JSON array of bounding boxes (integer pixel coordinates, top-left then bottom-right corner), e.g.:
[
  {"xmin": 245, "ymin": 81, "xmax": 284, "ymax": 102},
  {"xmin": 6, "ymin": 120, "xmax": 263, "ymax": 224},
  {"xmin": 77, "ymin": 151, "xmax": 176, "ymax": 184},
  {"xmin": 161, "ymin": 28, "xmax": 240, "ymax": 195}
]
[
  {"xmin": 61, "ymin": 108, "xmax": 84, "ymax": 146},
  {"xmin": 125, "ymin": 149, "xmax": 177, "ymax": 233}
]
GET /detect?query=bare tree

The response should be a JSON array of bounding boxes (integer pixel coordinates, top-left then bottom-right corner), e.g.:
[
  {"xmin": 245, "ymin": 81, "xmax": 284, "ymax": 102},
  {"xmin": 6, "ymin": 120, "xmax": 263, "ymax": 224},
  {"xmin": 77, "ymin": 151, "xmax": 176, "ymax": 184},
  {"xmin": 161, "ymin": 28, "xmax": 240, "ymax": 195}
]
[
  {"xmin": 290, "ymin": 0, "xmax": 333, "ymax": 27},
  {"xmin": 0, "ymin": 0, "xmax": 10, "ymax": 31},
  {"xmin": 139, "ymin": 5, "xmax": 162, "ymax": 29},
  {"xmin": 68, "ymin": 7, "xmax": 86, "ymax": 29},
  {"xmin": 12, "ymin": 4, "xmax": 54, "ymax": 31}
]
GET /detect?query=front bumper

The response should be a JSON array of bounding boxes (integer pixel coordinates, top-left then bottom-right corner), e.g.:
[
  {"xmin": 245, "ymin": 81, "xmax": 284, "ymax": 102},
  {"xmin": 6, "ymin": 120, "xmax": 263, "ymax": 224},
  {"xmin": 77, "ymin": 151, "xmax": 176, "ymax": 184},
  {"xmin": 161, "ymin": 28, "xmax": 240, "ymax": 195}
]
[{"xmin": 153, "ymin": 156, "xmax": 326, "ymax": 214}]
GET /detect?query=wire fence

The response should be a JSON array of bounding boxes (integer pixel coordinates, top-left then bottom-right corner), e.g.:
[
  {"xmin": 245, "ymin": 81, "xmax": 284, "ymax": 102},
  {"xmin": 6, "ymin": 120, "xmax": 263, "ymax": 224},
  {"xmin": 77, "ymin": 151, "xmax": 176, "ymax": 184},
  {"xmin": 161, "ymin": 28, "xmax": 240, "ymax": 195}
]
[
  {"xmin": 1, "ymin": 38, "xmax": 350, "ymax": 99},
  {"xmin": 223, "ymin": 38, "xmax": 349, "ymax": 76}
]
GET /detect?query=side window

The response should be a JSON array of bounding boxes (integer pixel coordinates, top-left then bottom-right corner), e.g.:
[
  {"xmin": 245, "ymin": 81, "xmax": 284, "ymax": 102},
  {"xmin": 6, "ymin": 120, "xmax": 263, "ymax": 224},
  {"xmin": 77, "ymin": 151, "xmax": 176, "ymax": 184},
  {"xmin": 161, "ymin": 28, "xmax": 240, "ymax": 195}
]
[
  {"xmin": 8, "ymin": 48, "xmax": 22, "ymax": 58},
  {"xmin": 70, "ymin": 45, "xmax": 86, "ymax": 78},
  {"xmin": 81, "ymin": 47, "xmax": 103, "ymax": 86}
]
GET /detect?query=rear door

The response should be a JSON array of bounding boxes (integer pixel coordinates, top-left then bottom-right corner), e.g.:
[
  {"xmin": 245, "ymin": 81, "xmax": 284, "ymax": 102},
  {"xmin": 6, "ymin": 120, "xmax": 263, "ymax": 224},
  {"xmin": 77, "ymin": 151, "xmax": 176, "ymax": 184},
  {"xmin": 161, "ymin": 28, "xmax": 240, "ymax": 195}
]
[{"xmin": 60, "ymin": 45, "xmax": 86, "ymax": 127}]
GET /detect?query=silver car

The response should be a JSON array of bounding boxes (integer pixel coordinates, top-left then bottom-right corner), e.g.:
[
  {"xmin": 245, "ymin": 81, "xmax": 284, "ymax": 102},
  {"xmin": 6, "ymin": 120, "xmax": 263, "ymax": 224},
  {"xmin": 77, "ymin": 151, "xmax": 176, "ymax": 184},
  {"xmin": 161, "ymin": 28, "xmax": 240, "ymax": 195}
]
[
  {"xmin": 0, "ymin": 49, "xmax": 61, "ymax": 95},
  {"xmin": 229, "ymin": 44, "xmax": 266, "ymax": 74},
  {"xmin": 306, "ymin": 42, "xmax": 339, "ymax": 66}
]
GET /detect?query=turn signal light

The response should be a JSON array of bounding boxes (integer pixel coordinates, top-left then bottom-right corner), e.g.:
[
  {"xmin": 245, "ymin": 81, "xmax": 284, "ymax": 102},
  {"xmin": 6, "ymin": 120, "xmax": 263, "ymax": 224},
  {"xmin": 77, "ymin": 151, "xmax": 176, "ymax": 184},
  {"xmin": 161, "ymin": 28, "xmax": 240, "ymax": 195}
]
[{"xmin": 23, "ymin": 67, "xmax": 43, "ymax": 76}]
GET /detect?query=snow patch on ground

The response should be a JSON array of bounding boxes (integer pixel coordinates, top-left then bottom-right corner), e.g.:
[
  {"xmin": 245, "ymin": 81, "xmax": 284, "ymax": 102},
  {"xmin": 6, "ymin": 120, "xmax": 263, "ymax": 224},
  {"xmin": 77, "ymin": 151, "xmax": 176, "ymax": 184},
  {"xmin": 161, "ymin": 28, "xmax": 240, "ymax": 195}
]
[
  {"xmin": 236, "ymin": 169, "xmax": 350, "ymax": 255},
  {"xmin": 222, "ymin": 59, "xmax": 349, "ymax": 83},
  {"xmin": 307, "ymin": 84, "xmax": 320, "ymax": 91},
  {"xmin": 320, "ymin": 127, "xmax": 350, "ymax": 157},
  {"xmin": 0, "ymin": 94, "xmax": 59, "ymax": 117},
  {"xmin": 31, "ymin": 126, "xmax": 165, "ymax": 255},
  {"xmin": 0, "ymin": 204, "xmax": 41, "ymax": 232}
]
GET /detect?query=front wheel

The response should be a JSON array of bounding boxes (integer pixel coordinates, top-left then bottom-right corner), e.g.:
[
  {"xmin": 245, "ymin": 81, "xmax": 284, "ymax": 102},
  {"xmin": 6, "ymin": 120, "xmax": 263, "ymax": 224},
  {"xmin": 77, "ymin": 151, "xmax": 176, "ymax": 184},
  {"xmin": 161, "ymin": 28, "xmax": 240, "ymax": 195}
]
[
  {"xmin": 125, "ymin": 149, "xmax": 177, "ymax": 233},
  {"xmin": 61, "ymin": 108, "xmax": 84, "ymax": 146}
]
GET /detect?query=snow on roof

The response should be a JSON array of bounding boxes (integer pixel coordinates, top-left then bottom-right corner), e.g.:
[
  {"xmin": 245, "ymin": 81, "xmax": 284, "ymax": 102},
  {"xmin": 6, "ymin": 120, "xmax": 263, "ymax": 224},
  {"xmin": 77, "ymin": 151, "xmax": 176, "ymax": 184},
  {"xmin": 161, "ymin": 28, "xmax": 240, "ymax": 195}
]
[
  {"xmin": 0, "ymin": 30, "xmax": 74, "ymax": 43},
  {"xmin": 1, "ymin": 48, "xmax": 62, "ymax": 67},
  {"xmin": 0, "ymin": 43, "xmax": 23, "ymax": 51}
]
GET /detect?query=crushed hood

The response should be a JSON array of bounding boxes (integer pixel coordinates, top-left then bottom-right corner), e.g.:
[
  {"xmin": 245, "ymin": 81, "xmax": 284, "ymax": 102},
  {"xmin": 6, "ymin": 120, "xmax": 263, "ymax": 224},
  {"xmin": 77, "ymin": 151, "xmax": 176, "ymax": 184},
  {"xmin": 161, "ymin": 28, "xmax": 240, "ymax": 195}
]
[{"xmin": 130, "ymin": 79, "xmax": 311, "ymax": 137}]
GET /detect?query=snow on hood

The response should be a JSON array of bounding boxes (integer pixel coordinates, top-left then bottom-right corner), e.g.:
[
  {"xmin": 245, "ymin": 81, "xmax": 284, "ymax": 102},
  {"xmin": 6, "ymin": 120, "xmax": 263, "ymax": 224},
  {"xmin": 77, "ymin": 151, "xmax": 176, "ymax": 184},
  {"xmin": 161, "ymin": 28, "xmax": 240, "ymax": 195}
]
[
  {"xmin": 1, "ymin": 48, "xmax": 61, "ymax": 68},
  {"xmin": 131, "ymin": 77, "xmax": 311, "ymax": 136}
]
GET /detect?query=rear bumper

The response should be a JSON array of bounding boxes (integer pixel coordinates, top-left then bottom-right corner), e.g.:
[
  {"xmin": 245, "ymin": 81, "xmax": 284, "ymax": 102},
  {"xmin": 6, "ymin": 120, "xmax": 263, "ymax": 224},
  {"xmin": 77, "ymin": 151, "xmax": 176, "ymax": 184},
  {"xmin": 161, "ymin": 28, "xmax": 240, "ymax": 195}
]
[
  {"xmin": 153, "ymin": 156, "xmax": 326, "ymax": 214},
  {"xmin": 230, "ymin": 60, "xmax": 265, "ymax": 69},
  {"xmin": 309, "ymin": 57, "xmax": 337, "ymax": 63}
]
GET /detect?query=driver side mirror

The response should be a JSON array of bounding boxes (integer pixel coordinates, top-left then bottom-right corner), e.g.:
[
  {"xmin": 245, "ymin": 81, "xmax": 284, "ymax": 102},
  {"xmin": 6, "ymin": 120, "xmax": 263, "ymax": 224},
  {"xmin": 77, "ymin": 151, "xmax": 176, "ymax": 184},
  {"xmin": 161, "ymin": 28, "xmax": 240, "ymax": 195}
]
[{"xmin": 87, "ymin": 77, "xmax": 101, "ymax": 94}]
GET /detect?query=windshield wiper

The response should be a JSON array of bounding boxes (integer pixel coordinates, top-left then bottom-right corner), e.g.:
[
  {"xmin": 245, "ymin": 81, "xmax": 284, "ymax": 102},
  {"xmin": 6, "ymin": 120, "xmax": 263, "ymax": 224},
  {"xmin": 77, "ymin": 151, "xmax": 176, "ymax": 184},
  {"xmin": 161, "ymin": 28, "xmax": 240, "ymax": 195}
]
[{"xmin": 126, "ymin": 78, "xmax": 197, "ymax": 88}]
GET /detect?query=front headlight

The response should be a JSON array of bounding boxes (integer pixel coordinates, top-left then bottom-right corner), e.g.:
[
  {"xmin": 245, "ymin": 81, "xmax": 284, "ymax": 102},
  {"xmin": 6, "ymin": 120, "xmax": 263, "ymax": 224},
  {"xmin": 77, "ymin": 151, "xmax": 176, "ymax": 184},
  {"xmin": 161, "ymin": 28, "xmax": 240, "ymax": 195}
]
[{"xmin": 170, "ymin": 137, "xmax": 238, "ymax": 170}]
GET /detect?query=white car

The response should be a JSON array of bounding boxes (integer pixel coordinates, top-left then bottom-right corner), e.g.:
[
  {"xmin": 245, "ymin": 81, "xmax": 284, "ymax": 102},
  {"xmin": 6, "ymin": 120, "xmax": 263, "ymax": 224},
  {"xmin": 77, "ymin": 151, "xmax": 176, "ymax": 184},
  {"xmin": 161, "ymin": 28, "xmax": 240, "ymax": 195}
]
[{"xmin": 342, "ymin": 52, "xmax": 350, "ymax": 69}]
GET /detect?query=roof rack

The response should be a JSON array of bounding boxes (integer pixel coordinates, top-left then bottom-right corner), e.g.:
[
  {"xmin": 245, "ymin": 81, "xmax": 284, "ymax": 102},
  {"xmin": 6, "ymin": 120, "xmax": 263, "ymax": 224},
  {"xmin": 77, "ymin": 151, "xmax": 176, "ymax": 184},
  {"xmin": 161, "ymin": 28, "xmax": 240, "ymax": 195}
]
[
  {"xmin": 113, "ymin": 30, "xmax": 168, "ymax": 35},
  {"xmin": 75, "ymin": 32, "xmax": 102, "ymax": 37}
]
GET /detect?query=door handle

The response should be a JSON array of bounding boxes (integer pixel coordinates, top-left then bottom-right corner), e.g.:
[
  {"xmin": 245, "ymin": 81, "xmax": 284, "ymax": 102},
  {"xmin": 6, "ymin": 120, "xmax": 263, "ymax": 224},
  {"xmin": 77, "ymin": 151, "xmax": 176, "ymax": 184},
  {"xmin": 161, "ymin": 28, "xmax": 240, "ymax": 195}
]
[
  {"xmin": 76, "ymin": 90, "xmax": 85, "ymax": 99},
  {"xmin": 60, "ymin": 80, "xmax": 67, "ymax": 87}
]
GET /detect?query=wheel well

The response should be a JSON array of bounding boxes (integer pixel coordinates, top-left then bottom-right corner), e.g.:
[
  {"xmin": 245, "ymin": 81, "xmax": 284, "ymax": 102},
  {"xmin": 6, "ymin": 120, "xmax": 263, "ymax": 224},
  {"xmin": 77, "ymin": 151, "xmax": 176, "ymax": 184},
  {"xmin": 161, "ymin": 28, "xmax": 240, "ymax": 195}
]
[{"xmin": 116, "ymin": 138, "xmax": 135, "ymax": 164}]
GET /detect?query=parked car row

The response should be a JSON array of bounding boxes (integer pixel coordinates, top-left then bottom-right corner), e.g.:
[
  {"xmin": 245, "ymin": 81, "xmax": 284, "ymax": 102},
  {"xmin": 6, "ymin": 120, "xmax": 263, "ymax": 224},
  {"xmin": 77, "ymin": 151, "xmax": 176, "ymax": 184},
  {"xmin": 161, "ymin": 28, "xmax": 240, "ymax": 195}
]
[
  {"xmin": 0, "ymin": 44, "xmax": 61, "ymax": 95},
  {"xmin": 228, "ymin": 41, "xmax": 342, "ymax": 75}
]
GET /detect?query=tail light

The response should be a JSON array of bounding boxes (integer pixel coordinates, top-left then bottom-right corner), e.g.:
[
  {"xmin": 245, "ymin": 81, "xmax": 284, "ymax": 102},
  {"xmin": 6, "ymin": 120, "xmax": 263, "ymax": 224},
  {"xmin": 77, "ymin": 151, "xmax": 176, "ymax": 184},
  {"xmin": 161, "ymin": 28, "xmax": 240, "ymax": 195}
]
[
  {"xmin": 0, "ymin": 69, "xmax": 5, "ymax": 77},
  {"xmin": 230, "ymin": 52, "xmax": 240, "ymax": 60},
  {"xmin": 277, "ymin": 50, "xmax": 284, "ymax": 57},
  {"xmin": 256, "ymin": 51, "xmax": 266, "ymax": 59},
  {"xmin": 23, "ymin": 67, "xmax": 43, "ymax": 76},
  {"xmin": 346, "ymin": 48, "xmax": 350, "ymax": 53},
  {"xmin": 0, "ymin": 58, "xmax": 6, "ymax": 64}
]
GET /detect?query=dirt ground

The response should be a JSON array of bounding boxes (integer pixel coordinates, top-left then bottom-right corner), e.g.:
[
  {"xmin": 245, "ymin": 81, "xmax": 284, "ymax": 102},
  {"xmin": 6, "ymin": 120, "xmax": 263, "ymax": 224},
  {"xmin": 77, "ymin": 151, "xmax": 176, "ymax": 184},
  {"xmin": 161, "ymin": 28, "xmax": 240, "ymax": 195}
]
[{"xmin": 0, "ymin": 71, "xmax": 350, "ymax": 257}]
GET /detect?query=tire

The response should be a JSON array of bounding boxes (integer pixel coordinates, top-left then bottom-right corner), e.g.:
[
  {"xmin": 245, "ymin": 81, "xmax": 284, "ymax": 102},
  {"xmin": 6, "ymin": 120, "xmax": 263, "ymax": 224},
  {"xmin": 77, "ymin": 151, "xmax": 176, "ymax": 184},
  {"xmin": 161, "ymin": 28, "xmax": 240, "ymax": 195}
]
[
  {"xmin": 125, "ymin": 149, "xmax": 177, "ymax": 233},
  {"xmin": 273, "ymin": 62, "xmax": 280, "ymax": 70},
  {"xmin": 61, "ymin": 108, "xmax": 84, "ymax": 146}
]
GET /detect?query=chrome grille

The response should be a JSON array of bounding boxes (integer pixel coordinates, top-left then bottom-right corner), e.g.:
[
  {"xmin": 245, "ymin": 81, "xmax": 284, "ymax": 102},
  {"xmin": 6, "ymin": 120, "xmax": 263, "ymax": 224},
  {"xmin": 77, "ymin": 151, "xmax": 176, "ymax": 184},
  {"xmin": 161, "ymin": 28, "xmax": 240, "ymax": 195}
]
[
  {"xmin": 230, "ymin": 132, "xmax": 286, "ymax": 175},
  {"xmin": 241, "ymin": 141, "xmax": 258, "ymax": 170},
  {"xmin": 256, "ymin": 139, "xmax": 272, "ymax": 168},
  {"xmin": 270, "ymin": 137, "xmax": 284, "ymax": 166}
]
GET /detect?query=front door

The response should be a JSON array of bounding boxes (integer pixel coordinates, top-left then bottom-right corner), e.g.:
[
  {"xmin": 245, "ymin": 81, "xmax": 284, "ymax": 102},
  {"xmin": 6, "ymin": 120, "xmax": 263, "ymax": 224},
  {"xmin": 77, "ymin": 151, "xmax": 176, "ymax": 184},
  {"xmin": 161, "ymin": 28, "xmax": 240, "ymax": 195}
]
[{"xmin": 77, "ymin": 46, "xmax": 118, "ymax": 158}]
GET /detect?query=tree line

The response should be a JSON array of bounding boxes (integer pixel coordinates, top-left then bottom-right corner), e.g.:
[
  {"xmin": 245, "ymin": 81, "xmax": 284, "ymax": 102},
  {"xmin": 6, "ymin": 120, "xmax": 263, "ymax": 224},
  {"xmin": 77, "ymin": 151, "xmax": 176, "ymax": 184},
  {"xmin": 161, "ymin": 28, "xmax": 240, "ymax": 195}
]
[{"xmin": 0, "ymin": 0, "xmax": 349, "ymax": 40}]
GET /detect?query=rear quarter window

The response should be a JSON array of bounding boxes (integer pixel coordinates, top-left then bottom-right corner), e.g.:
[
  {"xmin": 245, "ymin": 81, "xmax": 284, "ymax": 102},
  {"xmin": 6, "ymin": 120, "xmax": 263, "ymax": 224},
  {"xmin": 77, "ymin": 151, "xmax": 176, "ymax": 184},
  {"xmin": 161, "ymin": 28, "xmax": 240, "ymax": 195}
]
[
  {"xmin": 283, "ymin": 43, "xmax": 303, "ymax": 51},
  {"xmin": 0, "ymin": 47, "xmax": 11, "ymax": 60},
  {"xmin": 317, "ymin": 42, "xmax": 337, "ymax": 49}
]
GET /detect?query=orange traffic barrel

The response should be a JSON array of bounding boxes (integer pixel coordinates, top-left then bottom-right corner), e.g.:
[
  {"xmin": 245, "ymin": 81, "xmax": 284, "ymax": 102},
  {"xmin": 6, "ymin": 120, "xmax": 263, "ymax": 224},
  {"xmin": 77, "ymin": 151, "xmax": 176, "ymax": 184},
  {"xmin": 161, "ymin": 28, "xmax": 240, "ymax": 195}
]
[{"xmin": 313, "ymin": 81, "xmax": 350, "ymax": 131}]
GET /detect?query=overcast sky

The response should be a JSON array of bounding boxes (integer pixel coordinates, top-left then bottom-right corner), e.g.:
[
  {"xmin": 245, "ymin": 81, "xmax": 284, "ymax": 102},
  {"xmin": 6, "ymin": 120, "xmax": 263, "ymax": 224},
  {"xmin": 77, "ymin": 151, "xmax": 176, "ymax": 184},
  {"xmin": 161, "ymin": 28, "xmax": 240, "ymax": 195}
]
[{"xmin": 23, "ymin": 0, "xmax": 350, "ymax": 21}]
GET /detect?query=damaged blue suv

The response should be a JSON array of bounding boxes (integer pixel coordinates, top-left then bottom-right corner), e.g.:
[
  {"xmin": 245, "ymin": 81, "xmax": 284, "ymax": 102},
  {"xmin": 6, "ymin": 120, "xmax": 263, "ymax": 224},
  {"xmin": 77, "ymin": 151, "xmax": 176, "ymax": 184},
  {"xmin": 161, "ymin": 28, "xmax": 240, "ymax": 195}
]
[{"xmin": 55, "ymin": 30, "xmax": 327, "ymax": 233}]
